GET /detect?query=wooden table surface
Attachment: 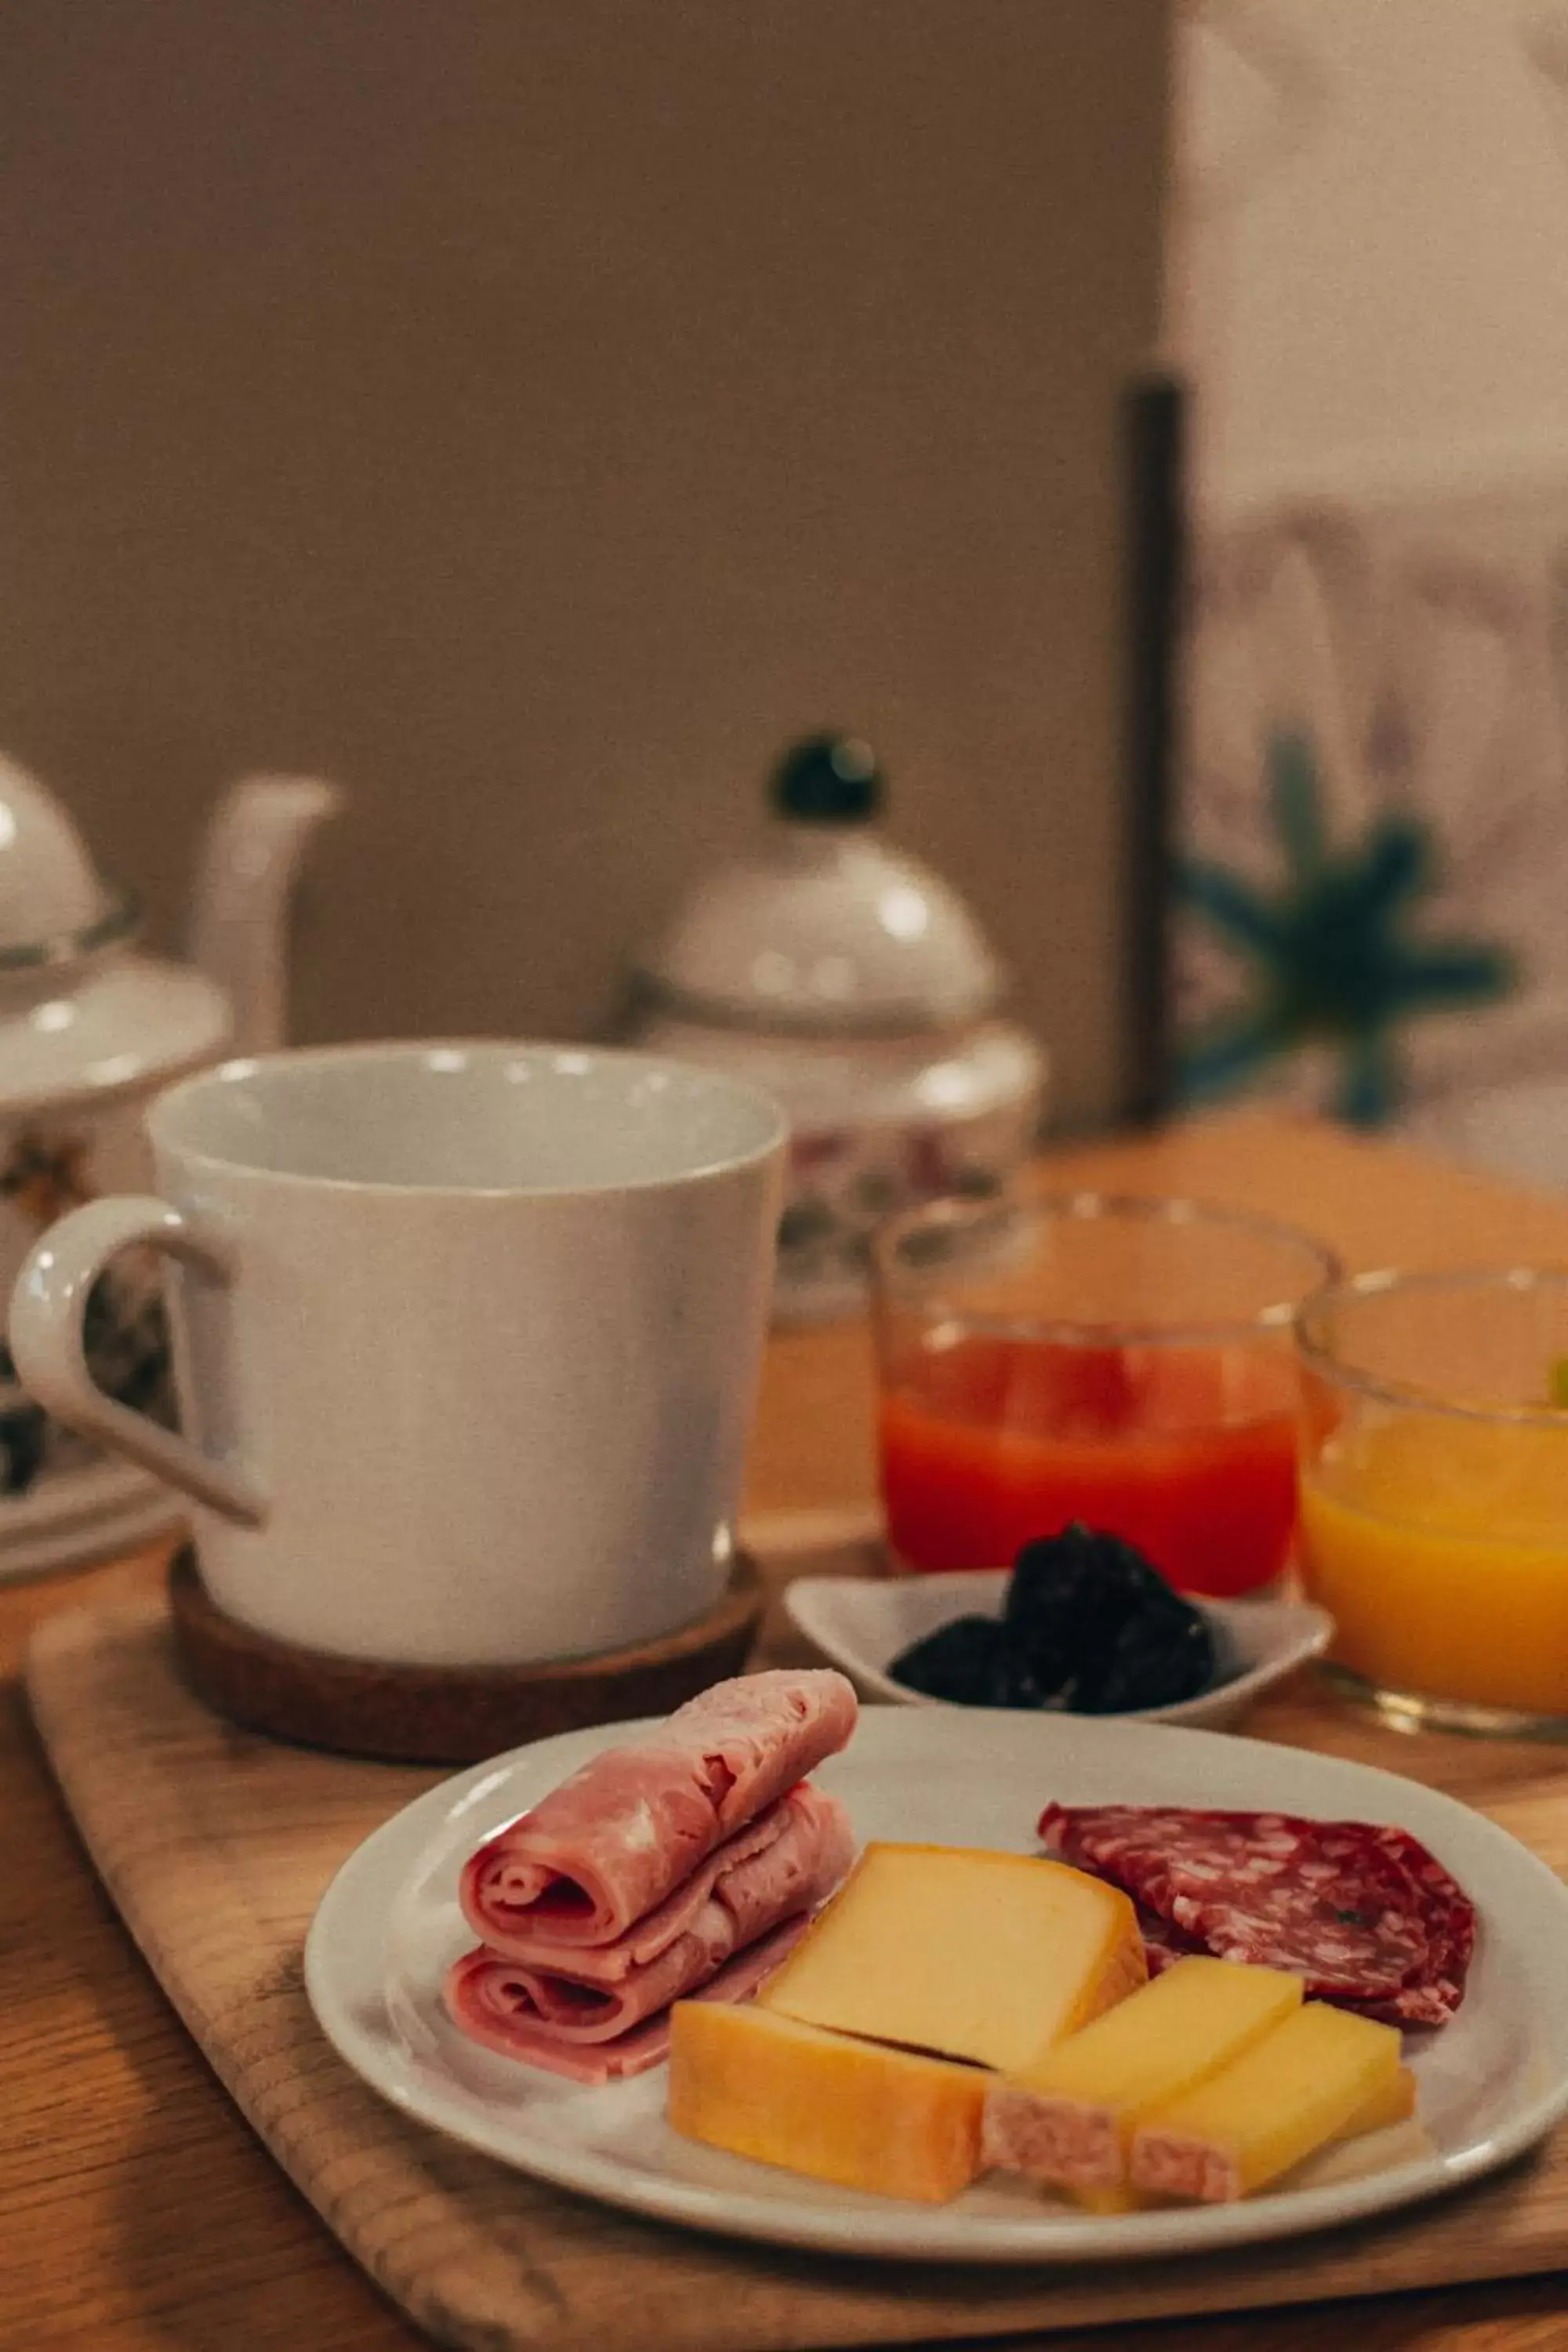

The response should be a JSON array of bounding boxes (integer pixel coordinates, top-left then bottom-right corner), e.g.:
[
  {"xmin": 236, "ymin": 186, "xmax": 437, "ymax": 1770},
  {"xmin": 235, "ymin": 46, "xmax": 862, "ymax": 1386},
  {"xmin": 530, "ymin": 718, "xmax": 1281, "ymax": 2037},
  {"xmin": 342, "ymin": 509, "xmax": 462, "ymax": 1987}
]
[{"xmin": 7, "ymin": 1110, "xmax": 1568, "ymax": 2352}]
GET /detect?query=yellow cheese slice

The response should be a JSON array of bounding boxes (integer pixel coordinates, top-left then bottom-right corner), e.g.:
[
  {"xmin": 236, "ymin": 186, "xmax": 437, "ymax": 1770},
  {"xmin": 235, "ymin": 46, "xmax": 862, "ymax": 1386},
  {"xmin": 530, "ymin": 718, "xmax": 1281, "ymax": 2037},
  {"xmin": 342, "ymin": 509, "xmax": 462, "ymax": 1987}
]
[
  {"xmin": 1062, "ymin": 2064, "xmax": 1419, "ymax": 2216},
  {"xmin": 983, "ymin": 1956, "xmax": 1304, "ymax": 2189},
  {"xmin": 757, "ymin": 1842, "xmax": 1146, "ymax": 2074},
  {"xmin": 1065, "ymin": 2181, "xmax": 1148, "ymax": 2215},
  {"xmin": 1337, "ymin": 2063, "xmax": 1417, "ymax": 2142},
  {"xmin": 1058, "ymin": 2061, "xmax": 1418, "ymax": 2214},
  {"xmin": 1129, "ymin": 2002, "xmax": 1402, "ymax": 2202},
  {"xmin": 666, "ymin": 2000, "xmax": 985, "ymax": 2204}
]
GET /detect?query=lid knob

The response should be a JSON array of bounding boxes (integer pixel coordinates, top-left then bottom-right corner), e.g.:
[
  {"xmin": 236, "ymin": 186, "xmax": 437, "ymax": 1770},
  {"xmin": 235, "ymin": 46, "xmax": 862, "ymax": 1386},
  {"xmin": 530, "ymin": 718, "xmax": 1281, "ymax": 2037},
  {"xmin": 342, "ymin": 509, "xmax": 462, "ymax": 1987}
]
[{"xmin": 769, "ymin": 733, "xmax": 883, "ymax": 825}]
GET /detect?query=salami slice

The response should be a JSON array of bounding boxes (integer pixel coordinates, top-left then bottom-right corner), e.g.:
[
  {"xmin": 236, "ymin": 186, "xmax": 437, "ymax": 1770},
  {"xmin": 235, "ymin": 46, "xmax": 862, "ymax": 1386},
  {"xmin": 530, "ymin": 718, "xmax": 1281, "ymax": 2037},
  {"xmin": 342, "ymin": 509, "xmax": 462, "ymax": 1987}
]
[
  {"xmin": 1037, "ymin": 1802, "xmax": 1475, "ymax": 2027},
  {"xmin": 1345, "ymin": 1824, "xmax": 1475, "ymax": 2028}
]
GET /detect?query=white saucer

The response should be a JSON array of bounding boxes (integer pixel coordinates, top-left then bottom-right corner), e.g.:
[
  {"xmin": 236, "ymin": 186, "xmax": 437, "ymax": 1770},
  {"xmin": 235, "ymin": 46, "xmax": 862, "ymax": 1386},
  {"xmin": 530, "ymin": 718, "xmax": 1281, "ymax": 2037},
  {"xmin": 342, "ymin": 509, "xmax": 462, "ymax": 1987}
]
[
  {"xmin": 0, "ymin": 1455, "xmax": 184, "ymax": 1581},
  {"xmin": 306, "ymin": 1707, "xmax": 1568, "ymax": 2265},
  {"xmin": 783, "ymin": 1567, "xmax": 1334, "ymax": 1729}
]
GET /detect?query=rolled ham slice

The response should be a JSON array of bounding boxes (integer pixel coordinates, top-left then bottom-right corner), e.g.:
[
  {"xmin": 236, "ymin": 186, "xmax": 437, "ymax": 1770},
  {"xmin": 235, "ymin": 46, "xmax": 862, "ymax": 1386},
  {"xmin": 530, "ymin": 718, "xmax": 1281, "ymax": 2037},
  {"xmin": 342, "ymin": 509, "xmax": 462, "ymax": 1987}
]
[
  {"xmin": 446, "ymin": 1915, "xmax": 811, "ymax": 2085},
  {"xmin": 460, "ymin": 1668, "xmax": 857, "ymax": 1951},
  {"xmin": 445, "ymin": 1784, "xmax": 855, "ymax": 2079},
  {"xmin": 475, "ymin": 1784, "xmax": 826, "ymax": 1973}
]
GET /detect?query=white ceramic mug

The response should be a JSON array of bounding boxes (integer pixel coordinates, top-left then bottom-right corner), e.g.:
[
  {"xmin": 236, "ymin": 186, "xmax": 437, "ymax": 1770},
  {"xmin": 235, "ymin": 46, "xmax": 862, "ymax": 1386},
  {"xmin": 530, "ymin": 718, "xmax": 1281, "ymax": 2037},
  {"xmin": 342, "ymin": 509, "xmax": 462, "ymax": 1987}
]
[{"xmin": 8, "ymin": 1042, "xmax": 786, "ymax": 1667}]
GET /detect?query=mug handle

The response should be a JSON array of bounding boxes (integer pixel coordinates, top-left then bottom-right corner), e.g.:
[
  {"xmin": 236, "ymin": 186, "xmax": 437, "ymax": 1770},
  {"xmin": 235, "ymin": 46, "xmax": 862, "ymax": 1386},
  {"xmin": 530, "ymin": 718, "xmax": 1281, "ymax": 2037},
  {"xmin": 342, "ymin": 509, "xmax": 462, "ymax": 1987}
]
[{"xmin": 9, "ymin": 1196, "xmax": 267, "ymax": 1527}]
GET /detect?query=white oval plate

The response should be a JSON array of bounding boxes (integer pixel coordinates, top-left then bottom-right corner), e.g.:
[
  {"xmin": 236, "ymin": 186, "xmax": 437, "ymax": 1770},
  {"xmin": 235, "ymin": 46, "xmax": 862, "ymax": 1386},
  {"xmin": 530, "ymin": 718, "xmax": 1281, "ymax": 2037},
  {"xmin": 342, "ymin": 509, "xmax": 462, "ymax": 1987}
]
[
  {"xmin": 305, "ymin": 1708, "xmax": 1568, "ymax": 2264},
  {"xmin": 784, "ymin": 1568, "xmax": 1334, "ymax": 1730}
]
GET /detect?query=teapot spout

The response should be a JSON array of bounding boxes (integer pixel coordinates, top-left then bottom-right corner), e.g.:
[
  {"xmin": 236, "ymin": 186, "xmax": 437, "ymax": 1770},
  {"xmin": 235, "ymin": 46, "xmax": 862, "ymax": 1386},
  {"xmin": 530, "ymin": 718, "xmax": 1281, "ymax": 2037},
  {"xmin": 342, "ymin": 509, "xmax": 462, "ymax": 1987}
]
[{"xmin": 188, "ymin": 775, "xmax": 343, "ymax": 1056}]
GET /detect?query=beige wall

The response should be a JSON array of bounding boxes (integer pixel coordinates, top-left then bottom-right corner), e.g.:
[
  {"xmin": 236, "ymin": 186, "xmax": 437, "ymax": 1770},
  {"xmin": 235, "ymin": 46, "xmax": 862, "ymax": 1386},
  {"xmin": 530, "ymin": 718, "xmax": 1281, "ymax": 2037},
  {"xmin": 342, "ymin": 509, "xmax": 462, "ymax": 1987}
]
[{"xmin": 3, "ymin": 2, "xmax": 1170, "ymax": 1131}]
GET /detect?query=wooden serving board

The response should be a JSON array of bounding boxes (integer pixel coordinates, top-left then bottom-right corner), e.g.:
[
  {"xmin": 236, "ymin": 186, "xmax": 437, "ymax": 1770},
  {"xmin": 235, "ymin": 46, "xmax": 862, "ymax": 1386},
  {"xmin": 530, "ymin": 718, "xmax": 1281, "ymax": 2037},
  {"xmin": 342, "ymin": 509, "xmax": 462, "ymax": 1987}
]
[{"xmin": 25, "ymin": 1565, "xmax": 1568, "ymax": 2352}]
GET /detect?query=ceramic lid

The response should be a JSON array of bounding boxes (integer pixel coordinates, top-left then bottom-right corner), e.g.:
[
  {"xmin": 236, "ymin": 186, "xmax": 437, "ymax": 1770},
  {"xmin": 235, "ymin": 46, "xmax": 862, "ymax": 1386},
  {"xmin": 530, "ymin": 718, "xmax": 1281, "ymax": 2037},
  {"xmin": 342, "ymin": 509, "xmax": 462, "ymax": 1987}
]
[
  {"xmin": 0, "ymin": 751, "xmax": 132, "ymax": 968},
  {"xmin": 0, "ymin": 953, "xmax": 230, "ymax": 1116},
  {"xmin": 634, "ymin": 736, "xmax": 1007, "ymax": 1033}
]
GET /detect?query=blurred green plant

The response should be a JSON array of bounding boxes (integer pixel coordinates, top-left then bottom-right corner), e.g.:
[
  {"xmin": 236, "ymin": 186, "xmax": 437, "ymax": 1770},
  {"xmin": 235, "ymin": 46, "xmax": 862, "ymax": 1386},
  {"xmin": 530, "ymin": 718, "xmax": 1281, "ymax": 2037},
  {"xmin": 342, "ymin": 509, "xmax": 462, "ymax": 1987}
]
[{"xmin": 1178, "ymin": 731, "xmax": 1515, "ymax": 1127}]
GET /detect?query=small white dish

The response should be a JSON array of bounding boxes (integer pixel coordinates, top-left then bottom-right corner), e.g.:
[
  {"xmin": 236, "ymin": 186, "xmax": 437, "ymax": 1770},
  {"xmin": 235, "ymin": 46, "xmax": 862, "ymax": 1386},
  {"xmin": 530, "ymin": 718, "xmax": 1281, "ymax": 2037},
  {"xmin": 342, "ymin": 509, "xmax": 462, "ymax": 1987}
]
[
  {"xmin": 782, "ymin": 1569, "xmax": 1334, "ymax": 1730},
  {"xmin": 306, "ymin": 1707, "xmax": 1568, "ymax": 2264}
]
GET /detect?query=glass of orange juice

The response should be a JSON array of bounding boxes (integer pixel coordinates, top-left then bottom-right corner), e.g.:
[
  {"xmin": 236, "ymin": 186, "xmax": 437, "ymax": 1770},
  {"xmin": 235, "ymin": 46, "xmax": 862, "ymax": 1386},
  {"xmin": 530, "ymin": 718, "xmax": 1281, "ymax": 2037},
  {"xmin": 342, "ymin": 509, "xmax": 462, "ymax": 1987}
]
[
  {"xmin": 1296, "ymin": 1269, "xmax": 1568, "ymax": 1735},
  {"xmin": 869, "ymin": 1194, "xmax": 1338, "ymax": 1596}
]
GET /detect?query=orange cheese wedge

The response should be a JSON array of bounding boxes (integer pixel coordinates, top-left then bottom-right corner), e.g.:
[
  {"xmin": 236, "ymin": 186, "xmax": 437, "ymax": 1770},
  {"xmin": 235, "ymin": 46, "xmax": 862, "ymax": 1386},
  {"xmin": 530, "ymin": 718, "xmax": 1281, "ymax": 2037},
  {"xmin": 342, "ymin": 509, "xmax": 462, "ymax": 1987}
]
[{"xmin": 667, "ymin": 2000, "xmax": 985, "ymax": 2203}]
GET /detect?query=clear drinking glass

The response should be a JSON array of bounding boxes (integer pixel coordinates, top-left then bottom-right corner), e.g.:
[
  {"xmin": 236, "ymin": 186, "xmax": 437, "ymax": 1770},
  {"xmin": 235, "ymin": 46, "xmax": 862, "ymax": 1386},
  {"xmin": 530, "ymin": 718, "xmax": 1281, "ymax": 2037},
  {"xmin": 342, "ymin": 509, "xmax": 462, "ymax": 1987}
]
[
  {"xmin": 869, "ymin": 1192, "xmax": 1338, "ymax": 1595},
  {"xmin": 1296, "ymin": 1268, "xmax": 1568, "ymax": 1736}
]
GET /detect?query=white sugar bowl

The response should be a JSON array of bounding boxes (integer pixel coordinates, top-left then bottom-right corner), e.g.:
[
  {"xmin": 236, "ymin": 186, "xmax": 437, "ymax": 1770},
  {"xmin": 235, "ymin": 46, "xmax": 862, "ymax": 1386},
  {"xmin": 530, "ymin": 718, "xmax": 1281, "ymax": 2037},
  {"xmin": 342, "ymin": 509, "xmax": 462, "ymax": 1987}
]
[{"xmin": 625, "ymin": 736, "xmax": 1047, "ymax": 1321}]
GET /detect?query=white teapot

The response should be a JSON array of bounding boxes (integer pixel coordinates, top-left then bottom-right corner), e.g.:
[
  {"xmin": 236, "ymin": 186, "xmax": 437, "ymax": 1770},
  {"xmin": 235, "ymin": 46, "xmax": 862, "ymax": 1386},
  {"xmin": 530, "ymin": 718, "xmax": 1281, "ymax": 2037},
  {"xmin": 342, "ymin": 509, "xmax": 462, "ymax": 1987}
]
[
  {"xmin": 0, "ymin": 755, "xmax": 339, "ymax": 1544},
  {"xmin": 625, "ymin": 735, "xmax": 1046, "ymax": 1320}
]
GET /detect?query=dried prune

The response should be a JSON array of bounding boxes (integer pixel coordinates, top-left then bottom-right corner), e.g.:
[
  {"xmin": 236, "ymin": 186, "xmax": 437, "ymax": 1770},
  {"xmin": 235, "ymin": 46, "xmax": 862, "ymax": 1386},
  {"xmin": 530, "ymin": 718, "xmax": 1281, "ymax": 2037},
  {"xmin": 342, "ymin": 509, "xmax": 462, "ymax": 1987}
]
[
  {"xmin": 887, "ymin": 1614, "xmax": 1007, "ymax": 1705},
  {"xmin": 1008, "ymin": 1524, "xmax": 1215, "ymax": 1712},
  {"xmin": 888, "ymin": 1523, "xmax": 1217, "ymax": 1714}
]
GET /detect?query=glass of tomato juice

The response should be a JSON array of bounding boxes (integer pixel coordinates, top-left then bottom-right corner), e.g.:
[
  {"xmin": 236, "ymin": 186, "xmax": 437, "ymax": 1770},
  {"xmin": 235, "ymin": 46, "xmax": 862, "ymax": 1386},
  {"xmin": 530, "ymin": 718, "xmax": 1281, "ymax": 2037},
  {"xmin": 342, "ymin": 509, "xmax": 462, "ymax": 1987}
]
[
  {"xmin": 1296, "ymin": 1267, "xmax": 1568, "ymax": 1735},
  {"xmin": 869, "ymin": 1193, "xmax": 1338, "ymax": 1597}
]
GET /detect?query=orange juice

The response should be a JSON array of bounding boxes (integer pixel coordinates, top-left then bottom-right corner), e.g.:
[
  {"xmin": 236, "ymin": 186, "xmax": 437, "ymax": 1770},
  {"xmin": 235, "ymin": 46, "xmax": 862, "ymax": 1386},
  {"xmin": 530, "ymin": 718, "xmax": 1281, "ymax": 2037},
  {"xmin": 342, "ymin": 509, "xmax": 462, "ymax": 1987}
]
[{"xmin": 1299, "ymin": 1417, "xmax": 1568, "ymax": 1716}]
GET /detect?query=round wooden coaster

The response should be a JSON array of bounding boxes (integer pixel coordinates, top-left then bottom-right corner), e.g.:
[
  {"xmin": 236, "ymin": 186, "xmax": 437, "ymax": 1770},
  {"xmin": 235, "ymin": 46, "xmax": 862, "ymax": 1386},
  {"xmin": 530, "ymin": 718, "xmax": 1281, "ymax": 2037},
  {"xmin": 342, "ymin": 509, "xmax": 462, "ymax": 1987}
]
[{"xmin": 166, "ymin": 1547, "xmax": 765, "ymax": 1764}]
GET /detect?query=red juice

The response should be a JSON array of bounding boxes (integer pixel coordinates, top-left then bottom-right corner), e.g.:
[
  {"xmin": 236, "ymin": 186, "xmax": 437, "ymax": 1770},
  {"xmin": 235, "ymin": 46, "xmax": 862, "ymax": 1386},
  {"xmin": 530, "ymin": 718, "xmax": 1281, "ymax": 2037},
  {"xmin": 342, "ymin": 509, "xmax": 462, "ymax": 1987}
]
[{"xmin": 878, "ymin": 1334, "xmax": 1301, "ymax": 1596}]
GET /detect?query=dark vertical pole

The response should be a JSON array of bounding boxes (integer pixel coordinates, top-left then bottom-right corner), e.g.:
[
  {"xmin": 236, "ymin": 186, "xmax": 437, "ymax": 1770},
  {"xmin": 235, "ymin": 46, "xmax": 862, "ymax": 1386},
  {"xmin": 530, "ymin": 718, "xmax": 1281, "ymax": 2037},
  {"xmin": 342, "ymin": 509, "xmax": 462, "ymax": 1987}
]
[{"xmin": 1122, "ymin": 369, "xmax": 1187, "ymax": 1127}]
